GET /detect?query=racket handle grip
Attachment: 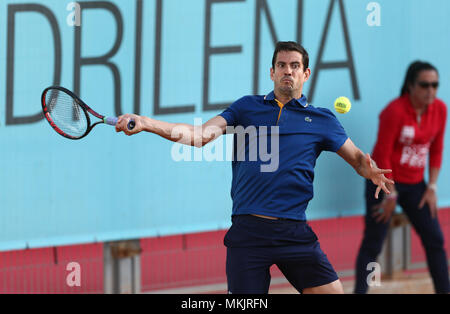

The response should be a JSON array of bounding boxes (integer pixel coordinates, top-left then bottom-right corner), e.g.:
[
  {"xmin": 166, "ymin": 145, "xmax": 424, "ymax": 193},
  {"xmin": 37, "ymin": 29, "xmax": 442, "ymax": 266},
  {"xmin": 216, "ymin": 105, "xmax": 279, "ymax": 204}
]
[
  {"xmin": 105, "ymin": 117, "xmax": 119, "ymax": 125},
  {"xmin": 127, "ymin": 120, "xmax": 136, "ymax": 130},
  {"xmin": 105, "ymin": 117, "xmax": 135, "ymax": 130}
]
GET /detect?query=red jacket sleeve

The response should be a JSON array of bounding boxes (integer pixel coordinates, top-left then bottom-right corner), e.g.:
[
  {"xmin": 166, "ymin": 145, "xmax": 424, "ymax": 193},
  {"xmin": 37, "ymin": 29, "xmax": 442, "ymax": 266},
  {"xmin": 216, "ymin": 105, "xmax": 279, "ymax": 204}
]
[
  {"xmin": 371, "ymin": 103, "xmax": 402, "ymax": 180},
  {"xmin": 429, "ymin": 102, "xmax": 447, "ymax": 169}
]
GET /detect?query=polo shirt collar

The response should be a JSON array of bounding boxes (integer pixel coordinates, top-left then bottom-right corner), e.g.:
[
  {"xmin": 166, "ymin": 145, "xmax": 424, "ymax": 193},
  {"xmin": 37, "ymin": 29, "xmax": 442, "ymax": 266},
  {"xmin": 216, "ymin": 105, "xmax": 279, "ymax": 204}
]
[{"xmin": 264, "ymin": 91, "xmax": 308, "ymax": 108}]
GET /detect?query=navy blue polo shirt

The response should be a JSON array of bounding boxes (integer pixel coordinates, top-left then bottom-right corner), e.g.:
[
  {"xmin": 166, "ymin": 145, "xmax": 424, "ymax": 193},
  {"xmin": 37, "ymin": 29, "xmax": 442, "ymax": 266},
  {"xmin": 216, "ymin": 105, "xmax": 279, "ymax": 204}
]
[{"xmin": 219, "ymin": 91, "xmax": 348, "ymax": 221}]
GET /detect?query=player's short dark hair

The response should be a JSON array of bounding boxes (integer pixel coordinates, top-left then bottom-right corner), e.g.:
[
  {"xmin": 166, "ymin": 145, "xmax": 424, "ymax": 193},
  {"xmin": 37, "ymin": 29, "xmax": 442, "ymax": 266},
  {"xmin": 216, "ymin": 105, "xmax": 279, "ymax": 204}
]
[
  {"xmin": 271, "ymin": 41, "xmax": 309, "ymax": 71},
  {"xmin": 400, "ymin": 61, "xmax": 438, "ymax": 96}
]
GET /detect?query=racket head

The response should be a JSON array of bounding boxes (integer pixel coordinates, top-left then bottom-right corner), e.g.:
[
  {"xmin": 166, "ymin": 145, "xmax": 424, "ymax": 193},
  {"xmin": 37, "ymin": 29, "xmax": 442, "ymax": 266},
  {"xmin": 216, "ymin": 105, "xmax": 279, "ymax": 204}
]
[{"xmin": 41, "ymin": 86, "xmax": 92, "ymax": 140}]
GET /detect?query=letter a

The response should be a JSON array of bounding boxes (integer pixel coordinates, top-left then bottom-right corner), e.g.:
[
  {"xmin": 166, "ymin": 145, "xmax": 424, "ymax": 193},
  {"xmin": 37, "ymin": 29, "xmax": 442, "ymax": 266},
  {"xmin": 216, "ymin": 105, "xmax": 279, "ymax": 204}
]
[
  {"xmin": 67, "ymin": 2, "xmax": 81, "ymax": 27},
  {"xmin": 66, "ymin": 262, "xmax": 81, "ymax": 287},
  {"xmin": 366, "ymin": 262, "xmax": 381, "ymax": 287},
  {"xmin": 366, "ymin": 2, "xmax": 381, "ymax": 27}
]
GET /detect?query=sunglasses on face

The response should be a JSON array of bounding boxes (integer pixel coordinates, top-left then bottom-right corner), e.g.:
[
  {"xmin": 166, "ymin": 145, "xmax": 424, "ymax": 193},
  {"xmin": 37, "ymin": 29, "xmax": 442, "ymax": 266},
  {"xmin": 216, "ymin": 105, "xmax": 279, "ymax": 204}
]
[{"xmin": 417, "ymin": 81, "xmax": 439, "ymax": 89}]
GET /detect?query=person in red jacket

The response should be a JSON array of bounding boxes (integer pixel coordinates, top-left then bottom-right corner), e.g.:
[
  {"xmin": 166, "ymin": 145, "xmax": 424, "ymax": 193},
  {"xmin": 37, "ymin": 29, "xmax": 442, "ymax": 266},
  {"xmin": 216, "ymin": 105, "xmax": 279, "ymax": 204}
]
[{"xmin": 354, "ymin": 61, "xmax": 449, "ymax": 294}]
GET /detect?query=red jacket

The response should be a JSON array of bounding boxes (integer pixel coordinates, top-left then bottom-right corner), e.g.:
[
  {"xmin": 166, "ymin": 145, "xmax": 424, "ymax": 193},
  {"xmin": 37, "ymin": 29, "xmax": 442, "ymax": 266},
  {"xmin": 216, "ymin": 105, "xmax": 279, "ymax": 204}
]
[{"xmin": 372, "ymin": 94, "xmax": 447, "ymax": 184}]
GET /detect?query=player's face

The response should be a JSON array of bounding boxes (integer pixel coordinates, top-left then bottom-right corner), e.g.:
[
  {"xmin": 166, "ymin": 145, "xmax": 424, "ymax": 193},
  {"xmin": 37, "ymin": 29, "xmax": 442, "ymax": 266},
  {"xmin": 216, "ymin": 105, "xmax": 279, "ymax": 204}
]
[
  {"xmin": 270, "ymin": 51, "xmax": 310, "ymax": 97},
  {"xmin": 410, "ymin": 70, "xmax": 439, "ymax": 107}
]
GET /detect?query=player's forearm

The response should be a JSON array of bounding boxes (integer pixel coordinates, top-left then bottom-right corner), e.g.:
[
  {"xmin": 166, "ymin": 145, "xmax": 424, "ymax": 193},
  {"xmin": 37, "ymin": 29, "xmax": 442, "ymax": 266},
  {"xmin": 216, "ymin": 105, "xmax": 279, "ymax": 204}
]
[
  {"xmin": 337, "ymin": 139, "xmax": 377, "ymax": 179},
  {"xmin": 355, "ymin": 151, "xmax": 368, "ymax": 178},
  {"xmin": 142, "ymin": 117, "xmax": 205, "ymax": 147}
]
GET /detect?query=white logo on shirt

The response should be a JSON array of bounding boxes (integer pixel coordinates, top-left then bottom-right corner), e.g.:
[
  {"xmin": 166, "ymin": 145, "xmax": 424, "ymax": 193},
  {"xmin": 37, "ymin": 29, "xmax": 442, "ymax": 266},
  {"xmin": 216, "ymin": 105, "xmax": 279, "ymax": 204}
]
[
  {"xmin": 399, "ymin": 126, "xmax": 415, "ymax": 145},
  {"xmin": 400, "ymin": 144, "xmax": 430, "ymax": 168}
]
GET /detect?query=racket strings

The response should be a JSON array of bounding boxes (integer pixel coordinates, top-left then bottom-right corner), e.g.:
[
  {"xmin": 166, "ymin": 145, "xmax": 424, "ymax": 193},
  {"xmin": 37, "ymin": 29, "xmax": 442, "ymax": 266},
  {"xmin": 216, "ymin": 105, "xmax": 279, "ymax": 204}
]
[{"xmin": 46, "ymin": 90, "xmax": 89, "ymax": 137}]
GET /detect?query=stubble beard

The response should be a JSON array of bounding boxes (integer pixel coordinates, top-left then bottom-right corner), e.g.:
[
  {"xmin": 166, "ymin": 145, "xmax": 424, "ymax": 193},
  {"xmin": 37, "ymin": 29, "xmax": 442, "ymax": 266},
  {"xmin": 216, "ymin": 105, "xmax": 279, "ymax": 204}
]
[{"xmin": 277, "ymin": 83, "xmax": 300, "ymax": 99}]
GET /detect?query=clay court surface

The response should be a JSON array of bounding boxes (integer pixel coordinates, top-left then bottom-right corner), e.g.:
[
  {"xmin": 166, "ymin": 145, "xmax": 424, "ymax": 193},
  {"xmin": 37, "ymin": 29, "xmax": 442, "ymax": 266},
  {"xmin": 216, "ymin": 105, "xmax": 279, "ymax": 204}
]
[
  {"xmin": 147, "ymin": 270, "xmax": 438, "ymax": 294},
  {"xmin": 269, "ymin": 272, "xmax": 435, "ymax": 294}
]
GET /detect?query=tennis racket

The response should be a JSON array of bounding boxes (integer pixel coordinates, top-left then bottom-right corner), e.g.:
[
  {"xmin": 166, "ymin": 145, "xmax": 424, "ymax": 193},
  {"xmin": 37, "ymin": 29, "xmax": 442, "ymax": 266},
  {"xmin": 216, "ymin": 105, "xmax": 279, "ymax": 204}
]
[{"xmin": 41, "ymin": 86, "xmax": 135, "ymax": 140}]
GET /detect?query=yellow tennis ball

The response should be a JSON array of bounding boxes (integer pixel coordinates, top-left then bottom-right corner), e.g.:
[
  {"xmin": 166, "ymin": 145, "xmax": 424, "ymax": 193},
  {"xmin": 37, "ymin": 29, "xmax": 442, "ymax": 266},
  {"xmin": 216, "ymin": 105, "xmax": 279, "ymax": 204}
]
[{"xmin": 334, "ymin": 96, "xmax": 351, "ymax": 114}]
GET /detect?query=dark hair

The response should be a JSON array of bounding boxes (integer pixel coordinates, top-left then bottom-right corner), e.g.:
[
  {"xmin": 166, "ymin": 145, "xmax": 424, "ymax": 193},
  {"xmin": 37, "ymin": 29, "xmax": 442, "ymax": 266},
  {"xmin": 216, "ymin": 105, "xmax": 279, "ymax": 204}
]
[
  {"xmin": 272, "ymin": 41, "xmax": 309, "ymax": 71},
  {"xmin": 400, "ymin": 61, "xmax": 438, "ymax": 96}
]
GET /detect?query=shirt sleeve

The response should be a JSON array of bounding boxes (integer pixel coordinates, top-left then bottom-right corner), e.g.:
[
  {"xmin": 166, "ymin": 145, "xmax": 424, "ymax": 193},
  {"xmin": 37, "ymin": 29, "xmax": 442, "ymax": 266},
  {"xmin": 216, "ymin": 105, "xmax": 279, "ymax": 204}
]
[
  {"xmin": 429, "ymin": 103, "xmax": 447, "ymax": 169},
  {"xmin": 371, "ymin": 105, "xmax": 402, "ymax": 180},
  {"xmin": 218, "ymin": 97, "xmax": 245, "ymax": 127},
  {"xmin": 321, "ymin": 109, "xmax": 349, "ymax": 152}
]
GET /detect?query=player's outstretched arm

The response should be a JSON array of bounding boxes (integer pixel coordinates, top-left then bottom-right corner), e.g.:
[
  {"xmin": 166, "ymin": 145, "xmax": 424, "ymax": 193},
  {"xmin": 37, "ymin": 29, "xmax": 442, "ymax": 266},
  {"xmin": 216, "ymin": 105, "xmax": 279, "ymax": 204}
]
[
  {"xmin": 337, "ymin": 138, "xmax": 395, "ymax": 199},
  {"xmin": 115, "ymin": 114, "xmax": 227, "ymax": 147}
]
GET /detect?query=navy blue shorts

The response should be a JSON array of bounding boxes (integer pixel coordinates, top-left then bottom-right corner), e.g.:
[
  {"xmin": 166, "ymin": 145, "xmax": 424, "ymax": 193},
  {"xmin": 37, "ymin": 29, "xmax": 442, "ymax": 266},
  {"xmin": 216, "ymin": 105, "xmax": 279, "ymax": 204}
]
[{"xmin": 224, "ymin": 215, "xmax": 338, "ymax": 294}]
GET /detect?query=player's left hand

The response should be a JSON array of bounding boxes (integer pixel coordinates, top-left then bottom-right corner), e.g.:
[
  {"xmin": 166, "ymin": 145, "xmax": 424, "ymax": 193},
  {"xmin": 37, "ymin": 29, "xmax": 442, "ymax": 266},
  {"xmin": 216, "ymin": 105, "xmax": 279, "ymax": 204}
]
[
  {"xmin": 364, "ymin": 153, "xmax": 395, "ymax": 199},
  {"xmin": 419, "ymin": 188, "xmax": 438, "ymax": 219}
]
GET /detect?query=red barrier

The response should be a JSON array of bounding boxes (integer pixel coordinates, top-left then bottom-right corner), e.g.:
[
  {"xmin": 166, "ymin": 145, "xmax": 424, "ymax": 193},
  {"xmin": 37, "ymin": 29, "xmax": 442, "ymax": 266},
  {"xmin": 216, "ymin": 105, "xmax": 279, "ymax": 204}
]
[{"xmin": 0, "ymin": 209, "xmax": 448, "ymax": 293}]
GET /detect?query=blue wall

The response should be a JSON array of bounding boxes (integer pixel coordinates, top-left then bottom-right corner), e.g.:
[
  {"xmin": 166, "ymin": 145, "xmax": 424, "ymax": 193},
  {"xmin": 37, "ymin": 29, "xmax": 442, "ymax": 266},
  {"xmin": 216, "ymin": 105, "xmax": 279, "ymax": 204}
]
[{"xmin": 1, "ymin": 0, "xmax": 449, "ymax": 251}]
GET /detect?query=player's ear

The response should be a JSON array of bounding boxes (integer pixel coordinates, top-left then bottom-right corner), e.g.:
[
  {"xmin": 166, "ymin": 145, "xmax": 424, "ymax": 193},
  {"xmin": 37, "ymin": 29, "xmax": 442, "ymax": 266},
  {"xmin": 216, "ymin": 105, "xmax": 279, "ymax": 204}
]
[
  {"xmin": 270, "ymin": 67, "xmax": 275, "ymax": 81},
  {"xmin": 303, "ymin": 68, "xmax": 311, "ymax": 82}
]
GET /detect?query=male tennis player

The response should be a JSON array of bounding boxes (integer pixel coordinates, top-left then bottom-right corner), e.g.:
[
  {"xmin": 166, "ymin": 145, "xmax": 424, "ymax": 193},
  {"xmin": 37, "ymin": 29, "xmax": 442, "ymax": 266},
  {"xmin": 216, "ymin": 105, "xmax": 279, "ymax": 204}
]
[{"xmin": 116, "ymin": 41, "xmax": 394, "ymax": 294}]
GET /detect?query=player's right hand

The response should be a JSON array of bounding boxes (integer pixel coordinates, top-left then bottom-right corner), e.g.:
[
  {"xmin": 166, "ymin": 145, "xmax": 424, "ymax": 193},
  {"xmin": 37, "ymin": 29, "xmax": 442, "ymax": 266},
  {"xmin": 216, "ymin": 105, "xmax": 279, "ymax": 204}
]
[{"xmin": 116, "ymin": 114, "xmax": 143, "ymax": 136}]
